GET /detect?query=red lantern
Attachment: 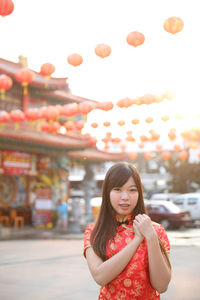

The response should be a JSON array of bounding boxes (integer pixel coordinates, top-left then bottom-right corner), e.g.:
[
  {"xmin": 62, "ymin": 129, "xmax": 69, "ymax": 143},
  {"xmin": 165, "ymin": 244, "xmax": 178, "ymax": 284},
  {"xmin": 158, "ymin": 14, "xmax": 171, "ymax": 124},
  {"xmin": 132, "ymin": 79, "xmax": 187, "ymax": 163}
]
[
  {"xmin": 49, "ymin": 121, "xmax": 60, "ymax": 133},
  {"xmin": 40, "ymin": 63, "xmax": 55, "ymax": 87},
  {"xmin": 89, "ymin": 137, "xmax": 97, "ymax": 146},
  {"xmin": 15, "ymin": 68, "xmax": 35, "ymax": 94},
  {"xmin": 64, "ymin": 121, "xmax": 75, "ymax": 132},
  {"xmin": 126, "ymin": 31, "xmax": 145, "ymax": 47},
  {"xmin": 145, "ymin": 117, "xmax": 153, "ymax": 123},
  {"xmin": 75, "ymin": 120, "xmax": 84, "ymax": 131},
  {"xmin": 103, "ymin": 121, "xmax": 110, "ymax": 127},
  {"xmin": 179, "ymin": 151, "xmax": 189, "ymax": 161},
  {"xmin": 0, "ymin": 0, "xmax": 14, "ymax": 16},
  {"xmin": 91, "ymin": 122, "xmax": 98, "ymax": 128},
  {"xmin": 128, "ymin": 152, "xmax": 138, "ymax": 160},
  {"xmin": 0, "ymin": 110, "xmax": 10, "ymax": 123},
  {"xmin": 131, "ymin": 119, "xmax": 139, "ymax": 125},
  {"xmin": 67, "ymin": 54, "xmax": 83, "ymax": 66},
  {"xmin": 118, "ymin": 120, "xmax": 125, "ymax": 126},
  {"xmin": 41, "ymin": 122, "xmax": 50, "ymax": 132},
  {"xmin": 174, "ymin": 144, "xmax": 181, "ymax": 152},
  {"xmin": 0, "ymin": 74, "xmax": 13, "ymax": 99},
  {"xmin": 95, "ymin": 101, "xmax": 113, "ymax": 111},
  {"xmin": 95, "ymin": 44, "xmax": 111, "ymax": 58},
  {"xmin": 78, "ymin": 102, "xmax": 93, "ymax": 115},
  {"xmin": 162, "ymin": 151, "xmax": 171, "ymax": 161},
  {"xmin": 25, "ymin": 108, "xmax": 41, "ymax": 121},
  {"xmin": 156, "ymin": 144, "xmax": 162, "ymax": 151},
  {"xmin": 10, "ymin": 109, "xmax": 25, "ymax": 129},
  {"xmin": 161, "ymin": 115, "xmax": 169, "ymax": 122},
  {"xmin": 144, "ymin": 152, "xmax": 153, "ymax": 160},
  {"xmin": 163, "ymin": 17, "xmax": 184, "ymax": 34},
  {"xmin": 40, "ymin": 63, "xmax": 55, "ymax": 77}
]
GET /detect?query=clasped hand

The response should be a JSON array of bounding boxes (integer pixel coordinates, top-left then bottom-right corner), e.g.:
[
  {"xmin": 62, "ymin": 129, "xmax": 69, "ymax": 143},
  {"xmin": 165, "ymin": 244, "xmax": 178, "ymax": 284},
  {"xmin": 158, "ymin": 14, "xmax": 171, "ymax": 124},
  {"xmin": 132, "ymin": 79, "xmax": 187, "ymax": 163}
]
[{"xmin": 133, "ymin": 214, "xmax": 157, "ymax": 241}]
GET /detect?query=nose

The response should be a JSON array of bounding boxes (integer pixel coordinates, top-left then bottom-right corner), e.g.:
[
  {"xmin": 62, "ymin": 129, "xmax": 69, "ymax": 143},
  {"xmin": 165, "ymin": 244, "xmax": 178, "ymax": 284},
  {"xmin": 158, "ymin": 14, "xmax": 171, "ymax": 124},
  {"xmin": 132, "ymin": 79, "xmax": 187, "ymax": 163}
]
[{"xmin": 121, "ymin": 191, "xmax": 128, "ymax": 200}]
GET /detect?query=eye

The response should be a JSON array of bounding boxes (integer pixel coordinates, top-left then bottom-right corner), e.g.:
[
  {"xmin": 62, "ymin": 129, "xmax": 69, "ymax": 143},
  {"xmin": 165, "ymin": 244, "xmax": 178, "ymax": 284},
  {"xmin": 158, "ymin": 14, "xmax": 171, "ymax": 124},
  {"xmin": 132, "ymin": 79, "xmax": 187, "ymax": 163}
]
[
  {"xmin": 130, "ymin": 188, "xmax": 137, "ymax": 192},
  {"xmin": 113, "ymin": 187, "xmax": 120, "ymax": 191}
]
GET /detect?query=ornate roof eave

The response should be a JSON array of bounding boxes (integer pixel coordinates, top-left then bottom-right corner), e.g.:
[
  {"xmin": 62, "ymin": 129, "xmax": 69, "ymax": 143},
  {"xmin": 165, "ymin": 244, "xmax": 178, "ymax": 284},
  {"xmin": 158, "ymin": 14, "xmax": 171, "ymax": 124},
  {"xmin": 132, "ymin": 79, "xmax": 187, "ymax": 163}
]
[
  {"xmin": 0, "ymin": 57, "xmax": 68, "ymax": 89},
  {"xmin": 67, "ymin": 148, "xmax": 127, "ymax": 162},
  {"xmin": 45, "ymin": 90, "xmax": 98, "ymax": 104},
  {"xmin": 0, "ymin": 123, "xmax": 91, "ymax": 152}
]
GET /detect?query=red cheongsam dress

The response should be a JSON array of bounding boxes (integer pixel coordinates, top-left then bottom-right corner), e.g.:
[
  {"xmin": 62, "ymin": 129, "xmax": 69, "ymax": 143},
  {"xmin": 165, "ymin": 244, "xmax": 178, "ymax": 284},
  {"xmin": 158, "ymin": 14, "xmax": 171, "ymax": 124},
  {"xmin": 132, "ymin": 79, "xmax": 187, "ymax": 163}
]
[{"xmin": 84, "ymin": 214, "xmax": 170, "ymax": 300}]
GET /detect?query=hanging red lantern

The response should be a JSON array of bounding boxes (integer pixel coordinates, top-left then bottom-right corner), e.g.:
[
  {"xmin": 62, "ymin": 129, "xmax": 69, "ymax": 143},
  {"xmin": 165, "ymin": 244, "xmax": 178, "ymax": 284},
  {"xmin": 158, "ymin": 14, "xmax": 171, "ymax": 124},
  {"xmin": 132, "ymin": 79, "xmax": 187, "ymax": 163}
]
[
  {"xmin": 91, "ymin": 122, "xmax": 98, "ymax": 128},
  {"xmin": 45, "ymin": 106, "xmax": 60, "ymax": 121},
  {"xmin": 89, "ymin": 137, "xmax": 97, "ymax": 146},
  {"xmin": 67, "ymin": 54, "xmax": 83, "ymax": 66},
  {"xmin": 15, "ymin": 68, "xmax": 35, "ymax": 94},
  {"xmin": 174, "ymin": 144, "xmax": 181, "ymax": 152},
  {"xmin": 168, "ymin": 131, "xmax": 176, "ymax": 141},
  {"xmin": 95, "ymin": 101, "xmax": 113, "ymax": 111},
  {"xmin": 126, "ymin": 31, "xmax": 145, "ymax": 47},
  {"xmin": 25, "ymin": 108, "xmax": 41, "ymax": 122},
  {"xmin": 95, "ymin": 44, "xmax": 111, "ymax": 58},
  {"xmin": 60, "ymin": 103, "xmax": 79, "ymax": 117},
  {"xmin": 144, "ymin": 152, "xmax": 153, "ymax": 160},
  {"xmin": 41, "ymin": 122, "xmax": 50, "ymax": 132},
  {"xmin": 145, "ymin": 117, "xmax": 153, "ymax": 123},
  {"xmin": 40, "ymin": 63, "xmax": 55, "ymax": 87},
  {"xmin": 163, "ymin": 17, "xmax": 184, "ymax": 34},
  {"xmin": 0, "ymin": 74, "xmax": 13, "ymax": 100},
  {"xmin": 131, "ymin": 119, "xmax": 139, "ymax": 125},
  {"xmin": 161, "ymin": 151, "xmax": 171, "ymax": 160},
  {"xmin": 140, "ymin": 135, "xmax": 148, "ymax": 142},
  {"xmin": 0, "ymin": 110, "xmax": 10, "ymax": 126},
  {"xmin": 126, "ymin": 136, "xmax": 135, "ymax": 142},
  {"xmin": 49, "ymin": 121, "xmax": 60, "ymax": 133},
  {"xmin": 78, "ymin": 102, "xmax": 93, "ymax": 115},
  {"xmin": 118, "ymin": 120, "xmax": 125, "ymax": 126},
  {"xmin": 156, "ymin": 144, "xmax": 162, "ymax": 151},
  {"xmin": 40, "ymin": 63, "xmax": 55, "ymax": 77},
  {"xmin": 103, "ymin": 121, "xmax": 111, "ymax": 127},
  {"xmin": 161, "ymin": 115, "xmax": 169, "ymax": 122},
  {"xmin": 0, "ymin": 0, "xmax": 14, "ymax": 16},
  {"xmin": 10, "ymin": 109, "xmax": 25, "ymax": 129},
  {"xmin": 128, "ymin": 152, "xmax": 138, "ymax": 160},
  {"xmin": 106, "ymin": 132, "xmax": 112, "ymax": 138},
  {"xmin": 75, "ymin": 120, "xmax": 84, "ymax": 131},
  {"xmin": 179, "ymin": 151, "xmax": 189, "ymax": 161},
  {"xmin": 64, "ymin": 121, "xmax": 75, "ymax": 132}
]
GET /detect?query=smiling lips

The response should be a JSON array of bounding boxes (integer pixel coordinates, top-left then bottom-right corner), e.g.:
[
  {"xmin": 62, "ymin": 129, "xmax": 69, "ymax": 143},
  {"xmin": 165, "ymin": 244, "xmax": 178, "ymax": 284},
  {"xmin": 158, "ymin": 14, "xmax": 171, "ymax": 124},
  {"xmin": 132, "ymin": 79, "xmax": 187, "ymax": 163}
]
[{"xmin": 119, "ymin": 203, "xmax": 130, "ymax": 210}]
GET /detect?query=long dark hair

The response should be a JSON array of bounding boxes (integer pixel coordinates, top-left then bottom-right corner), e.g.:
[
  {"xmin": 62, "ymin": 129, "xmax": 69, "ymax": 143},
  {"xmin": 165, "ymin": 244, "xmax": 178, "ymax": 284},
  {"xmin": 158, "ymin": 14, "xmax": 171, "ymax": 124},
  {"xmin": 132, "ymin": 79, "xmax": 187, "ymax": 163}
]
[
  {"xmin": 90, "ymin": 162, "xmax": 147, "ymax": 261},
  {"xmin": 90, "ymin": 161, "xmax": 171, "ymax": 269}
]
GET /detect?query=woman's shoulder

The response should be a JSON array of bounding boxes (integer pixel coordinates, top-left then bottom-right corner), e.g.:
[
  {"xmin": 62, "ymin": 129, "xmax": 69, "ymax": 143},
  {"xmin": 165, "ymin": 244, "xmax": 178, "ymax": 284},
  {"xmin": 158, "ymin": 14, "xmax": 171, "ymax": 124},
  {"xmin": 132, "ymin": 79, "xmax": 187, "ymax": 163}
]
[
  {"xmin": 152, "ymin": 221, "xmax": 166, "ymax": 234},
  {"xmin": 84, "ymin": 222, "xmax": 95, "ymax": 235}
]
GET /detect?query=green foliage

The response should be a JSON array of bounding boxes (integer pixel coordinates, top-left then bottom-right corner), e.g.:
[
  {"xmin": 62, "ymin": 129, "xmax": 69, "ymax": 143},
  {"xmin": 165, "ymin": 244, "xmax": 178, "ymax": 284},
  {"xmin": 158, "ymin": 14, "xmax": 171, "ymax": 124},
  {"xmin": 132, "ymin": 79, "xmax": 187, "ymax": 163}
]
[{"xmin": 163, "ymin": 156, "xmax": 200, "ymax": 193}]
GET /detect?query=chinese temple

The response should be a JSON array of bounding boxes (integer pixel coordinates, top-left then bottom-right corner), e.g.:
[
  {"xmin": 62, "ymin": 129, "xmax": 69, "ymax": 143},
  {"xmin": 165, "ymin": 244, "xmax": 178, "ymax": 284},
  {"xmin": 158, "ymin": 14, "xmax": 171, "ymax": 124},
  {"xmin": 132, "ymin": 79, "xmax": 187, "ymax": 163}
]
[{"xmin": 0, "ymin": 57, "xmax": 125, "ymax": 230}]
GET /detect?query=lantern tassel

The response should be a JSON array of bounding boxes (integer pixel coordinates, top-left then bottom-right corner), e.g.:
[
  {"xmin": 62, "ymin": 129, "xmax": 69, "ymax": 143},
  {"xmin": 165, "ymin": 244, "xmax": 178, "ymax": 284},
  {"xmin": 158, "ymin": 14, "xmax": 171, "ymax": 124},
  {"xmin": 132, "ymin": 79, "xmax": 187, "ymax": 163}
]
[{"xmin": 0, "ymin": 89, "xmax": 5, "ymax": 100}]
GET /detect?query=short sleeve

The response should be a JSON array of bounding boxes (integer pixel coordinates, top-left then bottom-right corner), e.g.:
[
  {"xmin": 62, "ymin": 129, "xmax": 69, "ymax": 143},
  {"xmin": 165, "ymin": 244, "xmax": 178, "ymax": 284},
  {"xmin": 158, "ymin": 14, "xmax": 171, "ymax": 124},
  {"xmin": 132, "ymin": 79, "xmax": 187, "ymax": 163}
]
[
  {"xmin": 83, "ymin": 223, "xmax": 95, "ymax": 258},
  {"xmin": 157, "ymin": 224, "xmax": 170, "ymax": 254}
]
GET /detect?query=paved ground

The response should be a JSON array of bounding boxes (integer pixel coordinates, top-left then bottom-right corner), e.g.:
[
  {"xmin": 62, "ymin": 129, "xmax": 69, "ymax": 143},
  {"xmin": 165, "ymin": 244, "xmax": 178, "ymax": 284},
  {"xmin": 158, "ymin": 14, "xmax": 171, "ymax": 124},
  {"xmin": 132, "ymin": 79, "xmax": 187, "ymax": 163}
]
[{"xmin": 0, "ymin": 228, "xmax": 200, "ymax": 300}]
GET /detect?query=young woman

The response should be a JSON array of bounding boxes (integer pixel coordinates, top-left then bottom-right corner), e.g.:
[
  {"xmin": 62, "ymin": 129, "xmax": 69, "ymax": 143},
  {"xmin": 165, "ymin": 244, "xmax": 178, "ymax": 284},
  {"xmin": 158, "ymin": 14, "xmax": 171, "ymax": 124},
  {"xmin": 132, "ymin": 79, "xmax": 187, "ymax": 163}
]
[{"xmin": 84, "ymin": 162, "xmax": 171, "ymax": 299}]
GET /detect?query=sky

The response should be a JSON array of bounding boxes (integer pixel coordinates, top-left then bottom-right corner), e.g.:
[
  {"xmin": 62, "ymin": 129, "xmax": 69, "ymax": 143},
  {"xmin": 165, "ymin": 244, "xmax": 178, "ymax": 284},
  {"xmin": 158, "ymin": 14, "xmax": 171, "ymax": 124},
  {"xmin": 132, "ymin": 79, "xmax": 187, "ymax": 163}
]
[{"xmin": 1, "ymin": 0, "xmax": 200, "ymax": 153}]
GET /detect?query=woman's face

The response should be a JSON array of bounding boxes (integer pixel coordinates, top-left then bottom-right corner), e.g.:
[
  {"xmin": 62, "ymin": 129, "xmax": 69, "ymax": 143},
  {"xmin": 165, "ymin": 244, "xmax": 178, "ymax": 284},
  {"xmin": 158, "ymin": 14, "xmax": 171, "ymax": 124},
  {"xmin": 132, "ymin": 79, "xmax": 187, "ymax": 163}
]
[{"xmin": 109, "ymin": 176, "xmax": 139, "ymax": 218}]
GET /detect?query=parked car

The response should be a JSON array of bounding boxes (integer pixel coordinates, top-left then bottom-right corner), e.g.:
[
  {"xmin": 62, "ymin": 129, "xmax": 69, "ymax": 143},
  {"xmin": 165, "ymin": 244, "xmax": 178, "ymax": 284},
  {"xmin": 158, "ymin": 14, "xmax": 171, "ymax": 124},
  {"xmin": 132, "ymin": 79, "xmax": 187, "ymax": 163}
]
[
  {"xmin": 172, "ymin": 193, "xmax": 200, "ymax": 226},
  {"xmin": 144, "ymin": 200, "xmax": 193, "ymax": 229},
  {"xmin": 150, "ymin": 193, "xmax": 180, "ymax": 202}
]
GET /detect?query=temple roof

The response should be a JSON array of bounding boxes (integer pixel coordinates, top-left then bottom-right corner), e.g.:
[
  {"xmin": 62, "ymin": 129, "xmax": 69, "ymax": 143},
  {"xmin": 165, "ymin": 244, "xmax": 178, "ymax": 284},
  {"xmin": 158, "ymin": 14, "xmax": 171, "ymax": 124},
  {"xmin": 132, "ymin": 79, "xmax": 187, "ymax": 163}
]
[
  {"xmin": 0, "ymin": 58, "xmax": 68, "ymax": 89},
  {"xmin": 0, "ymin": 57, "xmax": 97, "ymax": 104},
  {"xmin": 0, "ymin": 122, "xmax": 91, "ymax": 153},
  {"xmin": 67, "ymin": 148, "xmax": 126, "ymax": 161}
]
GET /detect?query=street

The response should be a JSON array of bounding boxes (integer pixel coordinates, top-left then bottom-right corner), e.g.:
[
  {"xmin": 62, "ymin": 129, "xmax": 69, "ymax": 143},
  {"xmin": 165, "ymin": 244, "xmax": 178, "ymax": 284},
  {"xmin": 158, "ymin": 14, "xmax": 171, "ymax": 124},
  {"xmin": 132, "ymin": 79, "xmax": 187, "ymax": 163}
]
[{"xmin": 0, "ymin": 228, "xmax": 200, "ymax": 300}]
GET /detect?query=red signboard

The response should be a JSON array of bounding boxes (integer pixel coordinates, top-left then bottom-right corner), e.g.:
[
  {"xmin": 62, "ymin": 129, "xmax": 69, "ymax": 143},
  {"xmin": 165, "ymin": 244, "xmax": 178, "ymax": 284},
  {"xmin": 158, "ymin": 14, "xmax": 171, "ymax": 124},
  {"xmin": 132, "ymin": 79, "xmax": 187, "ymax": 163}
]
[{"xmin": 2, "ymin": 150, "xmax": 31, "ymax": 175}]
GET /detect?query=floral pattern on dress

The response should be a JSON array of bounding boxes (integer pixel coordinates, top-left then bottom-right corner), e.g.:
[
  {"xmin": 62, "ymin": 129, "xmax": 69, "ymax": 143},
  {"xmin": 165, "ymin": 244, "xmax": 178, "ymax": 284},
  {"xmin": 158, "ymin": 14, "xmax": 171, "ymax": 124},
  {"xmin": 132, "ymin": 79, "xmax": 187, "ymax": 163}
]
[{"xmin": 84, "ymin": 214, "xmax": 170, "ymax": 300}]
